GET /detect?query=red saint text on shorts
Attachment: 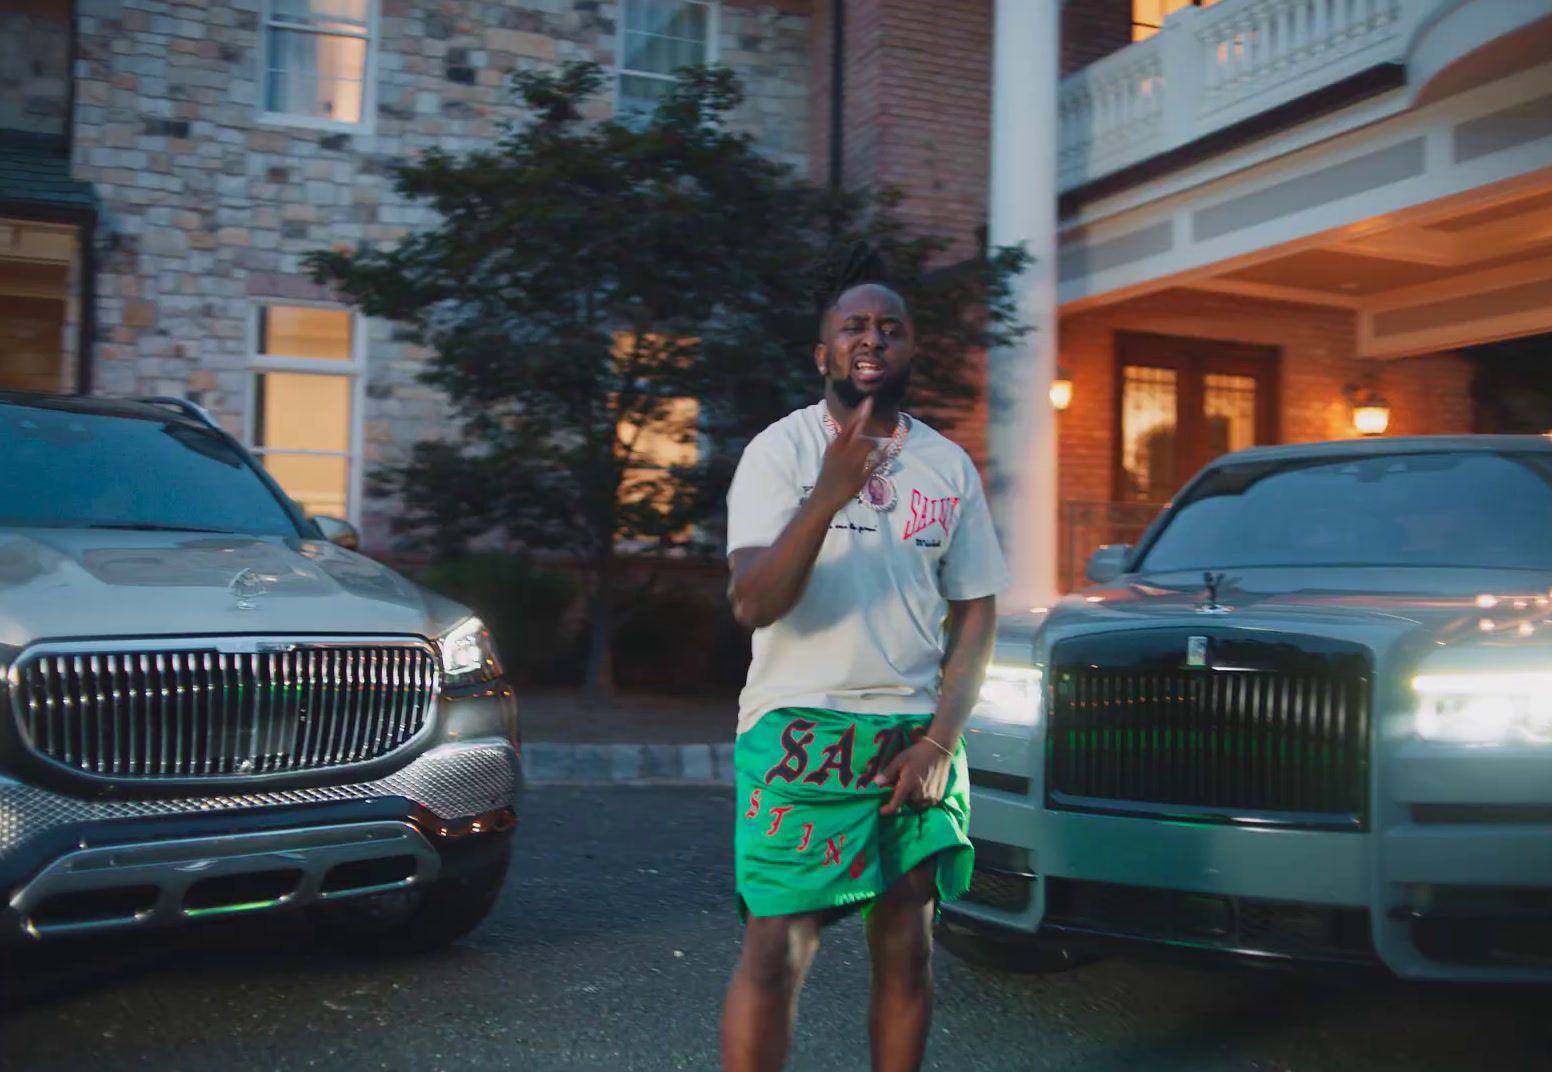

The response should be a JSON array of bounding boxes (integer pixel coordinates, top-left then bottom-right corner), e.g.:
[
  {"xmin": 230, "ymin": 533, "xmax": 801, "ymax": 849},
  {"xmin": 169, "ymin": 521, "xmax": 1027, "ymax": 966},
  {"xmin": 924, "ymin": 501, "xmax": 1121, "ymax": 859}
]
[
  {"xmin": 743, "ymin": 788, "xmax": 762, "ymax": 818},
  {"xmin": 763, "ymin": 717, "xmax": 818, "ymax": 784},
  {"xmin": 765, "ymin": 805, "xmax": 794, "ymax": 837},
  {"xmin": 796, "ymin": 823, "xmax": 814, "ymax": 852},
  {"xmin": 823, "ymin": 835, "xmax": 846, "ymax": 867},
  {"xmin": 801, "ymin": 724, "xmax": 856, "ymax": 787}
]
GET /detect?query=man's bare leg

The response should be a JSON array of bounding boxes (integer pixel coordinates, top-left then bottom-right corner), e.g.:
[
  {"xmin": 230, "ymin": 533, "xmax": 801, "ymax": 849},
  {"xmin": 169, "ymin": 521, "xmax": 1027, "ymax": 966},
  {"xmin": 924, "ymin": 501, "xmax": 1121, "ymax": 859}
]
[
  {"xmin": 864, "ymin": 859, "xmax": 938, "ymax": 1072},
  {"xmin": 722, "ymin": 911, "xmax": 824, "ymax": 1072}
]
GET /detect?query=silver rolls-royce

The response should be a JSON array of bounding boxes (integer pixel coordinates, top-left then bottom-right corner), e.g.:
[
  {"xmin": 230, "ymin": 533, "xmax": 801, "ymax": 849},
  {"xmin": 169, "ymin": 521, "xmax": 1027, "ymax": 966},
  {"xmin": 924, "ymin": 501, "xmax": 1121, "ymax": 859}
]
[{"xmin": 946, "ymin": 435, "xmax": 1552, "ymax": 983}]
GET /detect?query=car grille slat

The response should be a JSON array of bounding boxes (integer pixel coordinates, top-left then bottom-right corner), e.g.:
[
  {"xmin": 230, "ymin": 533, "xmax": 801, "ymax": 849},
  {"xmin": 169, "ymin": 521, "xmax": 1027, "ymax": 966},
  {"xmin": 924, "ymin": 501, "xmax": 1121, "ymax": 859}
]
[
  {"xmin": 329, "ymin": 648, "xmax": 347, "ymax": 766},
  {"xmin": 1048, "ymin": 632, "xmax": 1370, "ymax": 827},
  {"xmin": 296, "ymin": 648, "xmax": 315, "ymax": 768},
  {"xmin": 13, "ymin": 641, "xmax": 438, "ymax": 781}
]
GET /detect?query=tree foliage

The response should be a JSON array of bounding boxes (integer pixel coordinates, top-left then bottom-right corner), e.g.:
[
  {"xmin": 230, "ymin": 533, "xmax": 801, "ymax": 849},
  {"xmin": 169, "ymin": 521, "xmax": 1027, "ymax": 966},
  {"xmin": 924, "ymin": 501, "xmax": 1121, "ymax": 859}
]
[{"xmin": 308, "ymin": 62, "xmax": 1029, "ymax": 694}]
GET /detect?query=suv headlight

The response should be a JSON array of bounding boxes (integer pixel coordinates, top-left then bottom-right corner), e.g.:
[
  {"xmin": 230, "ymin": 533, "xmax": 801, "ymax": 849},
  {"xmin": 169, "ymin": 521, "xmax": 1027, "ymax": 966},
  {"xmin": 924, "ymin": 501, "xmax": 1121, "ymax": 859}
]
[
  {"xmin": 1413, "ymin": 673, "xmax": 1552, "ymax": 745},
  {"xmin": 973, "ymin": 665, "xmax": 1043, "ymax": 727},
  {"xmin": 438, "ymin": 616, "xmax": 501, "ymax": 687}
]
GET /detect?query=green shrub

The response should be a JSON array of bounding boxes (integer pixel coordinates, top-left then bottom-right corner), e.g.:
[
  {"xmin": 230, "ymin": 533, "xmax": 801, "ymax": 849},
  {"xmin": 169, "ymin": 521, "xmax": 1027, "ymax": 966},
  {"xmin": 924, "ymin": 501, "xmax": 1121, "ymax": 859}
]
[{"xmin": 613, "ymin": 584, "xmax": 748, "ymax": 696}]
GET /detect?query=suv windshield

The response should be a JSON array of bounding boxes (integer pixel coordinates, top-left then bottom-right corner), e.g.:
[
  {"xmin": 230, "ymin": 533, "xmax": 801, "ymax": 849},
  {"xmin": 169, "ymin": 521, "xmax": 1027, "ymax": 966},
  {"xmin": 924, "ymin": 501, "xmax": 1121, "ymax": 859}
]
[
  {"xmin": 0, "ymin": 402, "xmax": 302, "ymax": 537},
  {"xmin": 1139, "ymin": 450, "xmax": 1552, "ymax": 573}
]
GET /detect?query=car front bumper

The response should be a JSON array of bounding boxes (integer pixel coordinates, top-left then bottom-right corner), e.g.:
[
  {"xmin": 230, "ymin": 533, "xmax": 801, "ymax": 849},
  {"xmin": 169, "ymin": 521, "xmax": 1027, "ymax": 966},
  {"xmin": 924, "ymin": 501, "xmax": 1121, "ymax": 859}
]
[
  {"xmin": 946, "ymin": 722, "xmax": 1552, "ymax": 983},
  {"xmin": 0, "ymin": 736, "xmax": 522, "ymax": 942}
]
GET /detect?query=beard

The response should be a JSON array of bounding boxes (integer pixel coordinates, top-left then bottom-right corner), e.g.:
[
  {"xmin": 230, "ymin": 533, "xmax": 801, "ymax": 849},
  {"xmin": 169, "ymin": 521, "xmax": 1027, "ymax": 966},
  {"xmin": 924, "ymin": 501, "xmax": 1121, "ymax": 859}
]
[{"xmin": 827, "ymin": 360, "xmax": 911, "ymax": 410}]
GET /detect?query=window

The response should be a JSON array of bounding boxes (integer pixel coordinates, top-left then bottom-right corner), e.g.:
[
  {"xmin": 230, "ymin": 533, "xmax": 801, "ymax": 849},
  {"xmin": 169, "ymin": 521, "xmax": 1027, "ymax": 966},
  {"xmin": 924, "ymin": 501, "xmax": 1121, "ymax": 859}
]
[
  {"xmin": 262, "ymin": 0, "xmax": 374, "ymax": 128},
  {"xmin": 610, "ymin": 331, "xmax": 702, "ymax": 541},
  {"xmin": 1132, "ymin": 0, "xmax": 1217, "ymax": 42},
  {"xmin": 619, "ymin": 395, "xmax": 701, "ymax": 513},
  {"xmin": 247, "ymin": 304, "xmax": 362, "ymax": 521},
  {"xmin": 1115, "ymin": 333, "xmax": 1277, "ymax": 504},
  {"xmin": 617, "ymin": 0, "xmax": 718, "ymax": 121}
]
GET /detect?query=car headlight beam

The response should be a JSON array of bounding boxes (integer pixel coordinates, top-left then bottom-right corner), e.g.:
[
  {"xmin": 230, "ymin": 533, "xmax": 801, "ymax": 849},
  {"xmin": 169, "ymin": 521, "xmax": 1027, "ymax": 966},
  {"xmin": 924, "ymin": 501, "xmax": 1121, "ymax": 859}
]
[
  {"xmin": 973, "ymin": 664, "xmax": 1043, "ymax": 727},
  {"xmin": 1413, "ymin": 672, "xmax": 1552, "ymax": 745},
  {"xmin": 438, "ymin": 616, "xmax": 500, "ymax": 687}
]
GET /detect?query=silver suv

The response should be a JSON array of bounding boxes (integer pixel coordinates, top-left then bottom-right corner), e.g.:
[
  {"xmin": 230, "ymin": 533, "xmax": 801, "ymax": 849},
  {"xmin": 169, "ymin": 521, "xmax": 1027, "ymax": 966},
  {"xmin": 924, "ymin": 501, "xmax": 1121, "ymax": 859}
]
[{"xmin": 0, "ymin": 391, "xmax": 521, "ymax": 953}]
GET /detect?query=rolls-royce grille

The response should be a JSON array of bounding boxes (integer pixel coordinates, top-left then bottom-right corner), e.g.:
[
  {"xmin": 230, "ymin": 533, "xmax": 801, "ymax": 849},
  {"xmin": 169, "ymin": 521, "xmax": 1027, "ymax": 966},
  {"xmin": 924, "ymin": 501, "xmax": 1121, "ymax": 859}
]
[
  {"xmin": 12, "ymin": 644, "xmax": 439, "ymax": 779},
  {"xmin": 1047, "ymin": 631, "xmax": 1370, "ymax": 826}
]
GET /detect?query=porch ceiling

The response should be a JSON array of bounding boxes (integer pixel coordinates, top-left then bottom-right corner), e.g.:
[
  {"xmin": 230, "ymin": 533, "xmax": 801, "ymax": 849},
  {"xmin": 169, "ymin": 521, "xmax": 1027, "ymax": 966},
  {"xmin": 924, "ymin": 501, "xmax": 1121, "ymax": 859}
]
[
  {"xmin": 1219, "ymin": 246, "xmax": 1552, "ymax": 298},
  {"xmin": 1213, "ymin": 185, "xmax": 1552, "ymax": 302}
]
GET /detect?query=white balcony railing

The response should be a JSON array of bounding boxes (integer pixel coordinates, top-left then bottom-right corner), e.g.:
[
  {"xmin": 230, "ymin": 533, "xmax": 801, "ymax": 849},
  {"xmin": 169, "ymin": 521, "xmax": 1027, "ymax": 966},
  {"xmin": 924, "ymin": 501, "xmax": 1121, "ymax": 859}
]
[{"xmin": 1060, "ymin": 0, "xmax": 1428, "ymax": 192}]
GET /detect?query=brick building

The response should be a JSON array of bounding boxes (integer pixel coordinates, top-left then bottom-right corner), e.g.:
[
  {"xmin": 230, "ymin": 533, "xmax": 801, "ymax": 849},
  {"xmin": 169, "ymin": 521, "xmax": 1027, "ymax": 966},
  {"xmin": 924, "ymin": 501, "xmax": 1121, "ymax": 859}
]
[
  {"xmin": 4, "ymin": 0, "xmax": 1552, "ymax": 595},
  {"xmin": 994, "ymin": 0, "xmax": 1552, "ymax": 597}
]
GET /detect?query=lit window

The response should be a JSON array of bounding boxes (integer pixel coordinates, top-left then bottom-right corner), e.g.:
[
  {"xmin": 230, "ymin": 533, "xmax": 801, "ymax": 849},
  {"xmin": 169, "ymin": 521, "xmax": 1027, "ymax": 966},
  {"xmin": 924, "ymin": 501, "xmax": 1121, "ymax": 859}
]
[
  {"xmin": 617, "ymin": 0, "xmax": 718, "ymax": 121},
  {"xmin": 618, "ymin": 396, "xmax": 700, "ymax": 545},
  {"xmin": 263, "ymin": 0, "xmax": 374, "ymax": 127},
  {"xmin": 1132, "ymin": 0, "xmax": 1216, "ymax": 42},
  {"xmin": 249, "ymin": 304, "xmax": 360, "ymax": 521}
]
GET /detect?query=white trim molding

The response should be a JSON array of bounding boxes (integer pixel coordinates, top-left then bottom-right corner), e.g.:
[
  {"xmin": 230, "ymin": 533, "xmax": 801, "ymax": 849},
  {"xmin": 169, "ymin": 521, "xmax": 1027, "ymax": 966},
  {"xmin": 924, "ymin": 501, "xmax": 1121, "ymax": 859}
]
[
  {"xmin": 1359, "ymin": 255, "xmax": 1552, "ymax": 358},
  {"xmin": 1058, "ymin": 62, "xmax": 1552, "ymax": 311}
]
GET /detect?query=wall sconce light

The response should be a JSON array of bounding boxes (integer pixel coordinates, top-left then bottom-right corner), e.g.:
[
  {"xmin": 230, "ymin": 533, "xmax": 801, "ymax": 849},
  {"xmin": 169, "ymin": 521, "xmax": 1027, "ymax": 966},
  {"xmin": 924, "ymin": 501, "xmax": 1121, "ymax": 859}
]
[
  {"xmin": 1345, "ymin": 372, "xmax": 1390, "ymax": 436},
  {"xmin": 1050, "ymin": 367, "xmax": 1074, "ymax": 411}
]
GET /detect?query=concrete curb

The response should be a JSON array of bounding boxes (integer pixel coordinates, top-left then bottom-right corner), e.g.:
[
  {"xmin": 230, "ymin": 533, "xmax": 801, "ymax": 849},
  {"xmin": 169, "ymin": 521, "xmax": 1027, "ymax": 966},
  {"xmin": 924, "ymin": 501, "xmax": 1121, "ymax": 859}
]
[{"xmin": 523, "ymin": 742, "xmax": 735, "ymax": 786}]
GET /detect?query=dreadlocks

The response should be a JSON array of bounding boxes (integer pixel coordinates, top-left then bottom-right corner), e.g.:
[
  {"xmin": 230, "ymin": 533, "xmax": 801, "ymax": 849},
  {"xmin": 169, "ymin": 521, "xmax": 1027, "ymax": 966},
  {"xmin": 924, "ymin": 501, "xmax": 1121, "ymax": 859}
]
[{"xmin": 811, "ymin": 242, "xmax": 908, "ymax": 332}]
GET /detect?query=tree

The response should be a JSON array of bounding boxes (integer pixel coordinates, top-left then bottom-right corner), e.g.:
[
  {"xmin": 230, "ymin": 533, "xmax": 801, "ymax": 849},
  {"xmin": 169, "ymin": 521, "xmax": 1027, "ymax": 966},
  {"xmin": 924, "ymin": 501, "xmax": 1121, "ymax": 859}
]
[{"xmin": 307, "ymin": 62, "xmax": 1030, "ymax": 699}]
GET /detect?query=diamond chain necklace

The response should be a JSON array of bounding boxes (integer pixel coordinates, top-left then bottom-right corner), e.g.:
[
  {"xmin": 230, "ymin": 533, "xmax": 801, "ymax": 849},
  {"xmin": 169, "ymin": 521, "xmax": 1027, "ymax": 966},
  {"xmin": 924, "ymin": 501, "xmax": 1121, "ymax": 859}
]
[{"xmin": 821, "ymin": 407, "xmax": 910, "ymax": 512}]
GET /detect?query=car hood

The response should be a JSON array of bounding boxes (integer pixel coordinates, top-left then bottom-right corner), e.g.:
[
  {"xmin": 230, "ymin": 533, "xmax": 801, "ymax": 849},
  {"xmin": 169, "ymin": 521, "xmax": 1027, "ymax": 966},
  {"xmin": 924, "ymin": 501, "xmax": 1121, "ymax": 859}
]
[
  {"xmin": 1020, "ymin": 565, "xmax": 1552, "ymax": 668},
  {"xmin": 0, "ymin": 528, "xmax": 466, "ymax": 648}
]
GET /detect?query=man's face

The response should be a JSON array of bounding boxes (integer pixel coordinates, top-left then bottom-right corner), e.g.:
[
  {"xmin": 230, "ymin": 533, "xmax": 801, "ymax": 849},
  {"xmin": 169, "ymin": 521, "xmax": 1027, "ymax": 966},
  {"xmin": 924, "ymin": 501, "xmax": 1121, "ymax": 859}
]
[{"xmin": 815, "ymin": 284, "xmax": 915, "ymax": 409}]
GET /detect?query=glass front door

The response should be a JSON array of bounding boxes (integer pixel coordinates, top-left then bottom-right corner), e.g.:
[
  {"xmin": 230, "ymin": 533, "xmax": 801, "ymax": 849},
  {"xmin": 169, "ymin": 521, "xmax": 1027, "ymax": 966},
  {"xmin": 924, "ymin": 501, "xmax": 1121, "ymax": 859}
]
[{"xmin": 1116, "ymin": 333, "xmax": 1278, "ymax": 503}]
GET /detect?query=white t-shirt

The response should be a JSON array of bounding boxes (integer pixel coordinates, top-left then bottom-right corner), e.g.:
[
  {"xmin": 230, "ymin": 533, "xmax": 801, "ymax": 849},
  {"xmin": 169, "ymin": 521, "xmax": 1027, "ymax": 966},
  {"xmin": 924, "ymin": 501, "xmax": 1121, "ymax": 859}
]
[{"xmin": 726, "ymin": 402, "xmax": 1011, "ymax": 735}]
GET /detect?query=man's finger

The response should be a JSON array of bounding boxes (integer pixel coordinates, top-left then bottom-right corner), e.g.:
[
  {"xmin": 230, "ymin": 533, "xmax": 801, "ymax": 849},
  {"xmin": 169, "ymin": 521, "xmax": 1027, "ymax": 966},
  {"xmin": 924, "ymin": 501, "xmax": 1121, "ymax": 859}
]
[
  {"xmin": 843, "ymin": 396, "xmax": 873, "ymax": 440},
  {"xmin": 872, "ymin": 750, "xmax": 905, "ymax": 787},
  {"xmin": 879, "ymin": 777, "xmax": 911, "ymax": 816}
]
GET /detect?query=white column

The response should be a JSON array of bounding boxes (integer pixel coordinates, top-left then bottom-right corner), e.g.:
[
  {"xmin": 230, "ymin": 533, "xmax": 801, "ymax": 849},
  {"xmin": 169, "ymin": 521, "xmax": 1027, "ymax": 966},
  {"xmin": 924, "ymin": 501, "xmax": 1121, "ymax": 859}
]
[{"xmin": 986, "ymin": 0, "xmax": 1060, "ymax": 609}]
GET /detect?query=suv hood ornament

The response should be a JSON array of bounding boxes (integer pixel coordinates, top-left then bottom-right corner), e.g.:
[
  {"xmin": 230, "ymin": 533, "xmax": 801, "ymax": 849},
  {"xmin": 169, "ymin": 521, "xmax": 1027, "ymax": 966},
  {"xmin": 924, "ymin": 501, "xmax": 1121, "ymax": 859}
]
[
  {"xmin": 1196, "ymin": 571, "xmax": 1231, "ymax": 615},
  {"xmin": 228, "ymin": 568, "xmax": 269, "ymax": 611}
]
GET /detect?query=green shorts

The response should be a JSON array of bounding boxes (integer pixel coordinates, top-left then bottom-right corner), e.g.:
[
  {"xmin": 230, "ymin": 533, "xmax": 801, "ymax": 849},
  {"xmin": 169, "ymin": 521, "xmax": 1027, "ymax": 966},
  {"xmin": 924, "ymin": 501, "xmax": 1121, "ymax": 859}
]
[{"xmin": 734, "ymin": 707, "xmax": 974, "ymax": 921}]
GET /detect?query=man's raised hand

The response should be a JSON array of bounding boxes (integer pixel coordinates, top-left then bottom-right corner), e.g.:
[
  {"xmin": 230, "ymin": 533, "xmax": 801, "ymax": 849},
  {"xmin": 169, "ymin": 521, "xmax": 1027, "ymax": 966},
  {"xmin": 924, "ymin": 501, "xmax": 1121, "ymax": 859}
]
[{"xmin": 812, "ymin": 397, "xmax": 877, "ymax": 514}]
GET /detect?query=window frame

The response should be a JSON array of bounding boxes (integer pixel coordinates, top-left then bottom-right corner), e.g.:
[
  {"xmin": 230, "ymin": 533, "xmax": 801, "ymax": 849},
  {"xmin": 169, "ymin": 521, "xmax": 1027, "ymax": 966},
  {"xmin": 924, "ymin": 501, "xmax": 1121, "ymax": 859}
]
[
  {"xmin": 243, "ymin": 300, "xmax": 367, "ymax": 526},
  {"xmin": 257, "ymin": 0, "xmax": 380, "ymax": 134},
  {"xmin": 615, "ymin": 0, "xmax": 721, "ymax": 120}
]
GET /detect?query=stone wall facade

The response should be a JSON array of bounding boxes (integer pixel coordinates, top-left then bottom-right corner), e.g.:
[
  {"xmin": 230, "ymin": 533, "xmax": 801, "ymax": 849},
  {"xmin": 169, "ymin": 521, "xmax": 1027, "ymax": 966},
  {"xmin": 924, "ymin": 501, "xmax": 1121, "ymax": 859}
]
[
  {"xmin": 68, "ymin": 0, "xmax": 810, "ymax": 547},
  {"xmin": 0, "ymin": 0, "xmax": 72, "ymax": 138}
]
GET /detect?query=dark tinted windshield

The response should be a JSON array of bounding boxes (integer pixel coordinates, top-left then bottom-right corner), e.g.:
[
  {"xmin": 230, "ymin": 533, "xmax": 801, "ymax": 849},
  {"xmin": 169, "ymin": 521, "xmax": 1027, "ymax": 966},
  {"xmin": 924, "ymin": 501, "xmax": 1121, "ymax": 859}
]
[
  {"xmin": 1139, "ymin": 450, "xmax": 1552, "ymax": 572},
  {"xmin": 0, "ymin": 402, "xmax": 302, "ymax": 536}
]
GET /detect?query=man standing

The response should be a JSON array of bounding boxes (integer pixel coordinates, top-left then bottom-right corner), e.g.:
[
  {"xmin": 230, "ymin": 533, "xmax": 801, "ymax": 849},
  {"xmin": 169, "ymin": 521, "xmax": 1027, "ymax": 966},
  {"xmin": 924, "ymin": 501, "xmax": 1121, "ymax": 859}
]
[{"xmin": 721, "ymin": 260, "xmax": 1010, "ymax": 1072}]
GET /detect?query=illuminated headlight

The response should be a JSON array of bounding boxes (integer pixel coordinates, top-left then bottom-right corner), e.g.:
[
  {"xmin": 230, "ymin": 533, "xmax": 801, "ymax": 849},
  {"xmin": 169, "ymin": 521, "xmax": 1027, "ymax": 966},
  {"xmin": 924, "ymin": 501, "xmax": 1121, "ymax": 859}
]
[
  {"xmin": 1413, "ymin": 673, "xmax": 1552, "ymax": 745},
  {"xmin": 438, "ymin": 616, "xmax": 501, "ymax": 686},
  {"xmin": 973, "ymin": 665, "xmax": 1043, "ymax": 727}
]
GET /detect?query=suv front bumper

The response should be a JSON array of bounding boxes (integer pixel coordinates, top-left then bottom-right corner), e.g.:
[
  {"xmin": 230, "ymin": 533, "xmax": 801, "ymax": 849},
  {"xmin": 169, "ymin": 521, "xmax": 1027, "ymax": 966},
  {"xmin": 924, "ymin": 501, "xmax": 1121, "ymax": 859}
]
[
  {"xmin": 947, "ymin": 731, "xmax": 1552, "ymax": 983},
  {"xmin": 0, "ymin": 737, "xmax": 522, "ymax": 941}
]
